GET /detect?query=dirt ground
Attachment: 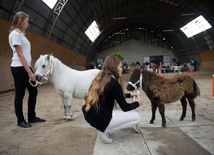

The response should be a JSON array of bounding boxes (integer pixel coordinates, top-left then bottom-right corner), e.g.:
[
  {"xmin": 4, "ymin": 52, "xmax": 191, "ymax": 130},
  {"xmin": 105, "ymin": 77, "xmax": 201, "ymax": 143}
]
[{"xmin": 0, "ymin": 70, "xmax": 213, "ymax": 155}]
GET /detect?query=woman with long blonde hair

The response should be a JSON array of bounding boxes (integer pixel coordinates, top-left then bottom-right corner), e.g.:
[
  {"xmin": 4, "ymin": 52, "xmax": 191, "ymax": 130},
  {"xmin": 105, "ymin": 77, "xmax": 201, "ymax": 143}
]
[{"xmin": 82, "ymin": 55, "xmax": 143, "ymax": 144}]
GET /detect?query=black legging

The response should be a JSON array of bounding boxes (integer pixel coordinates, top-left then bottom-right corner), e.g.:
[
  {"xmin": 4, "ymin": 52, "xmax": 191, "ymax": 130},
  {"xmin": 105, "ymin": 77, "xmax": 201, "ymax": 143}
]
[{"xmin": 11, "ymin": 66, "xmax": 38, "ymax": 123}]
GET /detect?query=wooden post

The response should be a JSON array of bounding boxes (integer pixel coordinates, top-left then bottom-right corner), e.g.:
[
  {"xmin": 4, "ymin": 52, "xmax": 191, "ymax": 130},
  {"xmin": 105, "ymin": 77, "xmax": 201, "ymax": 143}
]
[{"xmin": 212, "ymin": 74, "xmax": 214, "ymax": 96}]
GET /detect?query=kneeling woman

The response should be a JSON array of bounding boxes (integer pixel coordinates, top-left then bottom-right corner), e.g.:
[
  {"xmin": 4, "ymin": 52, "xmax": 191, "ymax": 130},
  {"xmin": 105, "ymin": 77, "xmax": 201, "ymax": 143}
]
[{"xmin": 82, "ymin": 55, "xmax": 143, "ymax": 144}]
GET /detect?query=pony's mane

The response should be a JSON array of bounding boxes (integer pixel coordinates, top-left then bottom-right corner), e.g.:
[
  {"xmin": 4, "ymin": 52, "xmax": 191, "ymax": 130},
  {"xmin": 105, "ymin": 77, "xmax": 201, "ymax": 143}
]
[
  {"xmin": 51, "ymin": 55, "xmax": 63, "ymax": 64},
  {"xmin": 131, "ymin": 67, "xmax": 141, "ymax": 74},
  {"xmin": 142, "ymin": 70, "xmax": 162, "ymax": 80},
  {"xmin": 50, "ymin": 55, "xmax": 72, "ymax": 70},
  {"xmin": 35, "ymin": 54, "xmax": 72, "ymax": 72},
  {"xmin": 130, "ymin": 67, "xmax": 141, "ymax": 80}
]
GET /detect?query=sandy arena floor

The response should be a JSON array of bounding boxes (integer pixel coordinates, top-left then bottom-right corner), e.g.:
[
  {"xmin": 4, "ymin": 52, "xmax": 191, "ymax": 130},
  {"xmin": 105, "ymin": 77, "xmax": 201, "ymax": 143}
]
[{"xmin": 0, "ymin": 70, "xmax": 213, "ymax": 155}]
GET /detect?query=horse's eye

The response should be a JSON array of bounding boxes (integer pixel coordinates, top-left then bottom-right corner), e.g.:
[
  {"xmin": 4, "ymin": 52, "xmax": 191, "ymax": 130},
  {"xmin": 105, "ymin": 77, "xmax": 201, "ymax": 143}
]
[{"xmin": 42, "ymin": 65, "xmax": 45, "ymax": 68}]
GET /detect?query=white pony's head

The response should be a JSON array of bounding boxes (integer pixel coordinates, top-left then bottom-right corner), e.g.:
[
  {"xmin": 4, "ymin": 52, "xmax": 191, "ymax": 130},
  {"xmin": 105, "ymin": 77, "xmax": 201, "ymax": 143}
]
[{"xmin": 34, "ymin": 54, "xmax": 54, "ymax": 82}]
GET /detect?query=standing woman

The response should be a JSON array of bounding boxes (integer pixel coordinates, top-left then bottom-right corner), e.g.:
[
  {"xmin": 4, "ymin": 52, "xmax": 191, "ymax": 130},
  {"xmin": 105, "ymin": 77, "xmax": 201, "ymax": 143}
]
[
  {"xmin": 82, "ymin": 55, "xmax": 143, "ymax": 144},
  {"xmin": 9, "ymin": 11, "xmax": 46, "ymax": 128}
]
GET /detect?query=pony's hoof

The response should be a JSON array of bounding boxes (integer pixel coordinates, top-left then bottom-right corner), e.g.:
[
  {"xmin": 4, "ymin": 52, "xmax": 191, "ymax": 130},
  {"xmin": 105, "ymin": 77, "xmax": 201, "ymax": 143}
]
[
  {"xmin": 66, "ymin": 115, "xmax": 72, "ymax": 120},
  {"xmin": 179, "ymin": 118, "xmax": 184, "ymax": 121},
  {"xmin": 192, "ymin": 119, "xmax": 196, "ymax": 122},
  {"xmin": 149, "ymin": 121, "xmax": 154, "ymax": 124},
  {"xmin": 162, "ymin": 124, "xmax": 166, "ymax": 127},
  {"xmin": 63, "ymin": 116, "xmax": 66, "ymax": 120}
]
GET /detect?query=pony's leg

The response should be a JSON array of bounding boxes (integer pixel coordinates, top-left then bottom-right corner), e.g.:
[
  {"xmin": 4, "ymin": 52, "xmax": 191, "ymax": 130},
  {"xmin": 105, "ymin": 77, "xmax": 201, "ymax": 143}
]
[
  {"xmin": 158, "ymin": 104, "xmax": 166, "ymax": 127},
  {"xmin": 180, "ymin": 96, "xmax": 187, "ymax": 121},
  {"xmin": 60, "ymin": 95, "xmax": 67, "ymax": 119},
  {"xmin": 64, "ymin": 94, "xmax": 73, "ymax": 120},
  {"xmin": 187, "ymin": 98, "xmax": 196, "ymax": 121},
  {"xmin": 149, "ymin": 101, "xmax": 157, "ymax": 124}
]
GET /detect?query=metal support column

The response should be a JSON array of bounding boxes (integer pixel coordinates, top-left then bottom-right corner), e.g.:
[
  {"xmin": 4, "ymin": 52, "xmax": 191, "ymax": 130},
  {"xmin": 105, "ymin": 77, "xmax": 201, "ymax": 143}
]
[{"xmin": 48, "ymin": 0, "xmax": 68, "ymax": 39}]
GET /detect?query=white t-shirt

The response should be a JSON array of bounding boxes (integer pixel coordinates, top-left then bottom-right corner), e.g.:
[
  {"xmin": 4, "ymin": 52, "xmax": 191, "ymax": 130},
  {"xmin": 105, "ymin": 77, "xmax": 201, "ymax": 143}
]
[{"xmin": 9, "ymin": 28, "xmax": 31, "ymax": 67}]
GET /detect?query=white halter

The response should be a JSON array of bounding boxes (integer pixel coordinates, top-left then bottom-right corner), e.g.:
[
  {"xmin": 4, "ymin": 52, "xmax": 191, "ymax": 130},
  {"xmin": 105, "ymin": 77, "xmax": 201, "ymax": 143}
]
[
  {"xmin": 128, "ymin": 79, "xmax": 140, "ymax": 91},
  {"xmin": 29, "ymin": 60, "xmax": 53, "ymax": 87}
]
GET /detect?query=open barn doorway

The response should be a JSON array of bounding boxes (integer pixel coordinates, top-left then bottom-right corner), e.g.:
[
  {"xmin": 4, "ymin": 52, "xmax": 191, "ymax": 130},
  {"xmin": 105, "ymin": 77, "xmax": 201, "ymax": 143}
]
[{"xmin": 150, "ymin": 55, "xmax": 163, "ymax": 64}]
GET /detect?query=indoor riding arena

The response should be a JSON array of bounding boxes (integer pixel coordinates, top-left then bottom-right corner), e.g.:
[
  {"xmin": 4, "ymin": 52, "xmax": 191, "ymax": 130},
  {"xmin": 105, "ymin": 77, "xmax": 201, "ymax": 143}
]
[{"xmin": 0, "ymin": 1, "xmax": 214, "ymax": 155}]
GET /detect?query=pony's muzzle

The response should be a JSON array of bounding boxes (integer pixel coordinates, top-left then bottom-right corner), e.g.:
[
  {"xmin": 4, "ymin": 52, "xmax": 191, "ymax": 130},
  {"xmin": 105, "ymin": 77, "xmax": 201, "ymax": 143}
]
[{"xmin": 35, "ymin": 74, "xmax": 42, "ymax": 82}]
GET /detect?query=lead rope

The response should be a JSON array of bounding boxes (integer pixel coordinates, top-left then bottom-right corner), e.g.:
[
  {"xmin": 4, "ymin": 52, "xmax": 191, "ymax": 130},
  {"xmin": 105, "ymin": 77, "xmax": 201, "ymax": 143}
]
[
  {"xmin": 132, "ymin": 89, "xmax": 141, "ymax": 133},
  {"xmin": 29, "ymin": 79, "xmax": 43, "ymax": 87},
  {"xmin": 128, "ymin": 79, "xmax": 141, "ymax": 133}
]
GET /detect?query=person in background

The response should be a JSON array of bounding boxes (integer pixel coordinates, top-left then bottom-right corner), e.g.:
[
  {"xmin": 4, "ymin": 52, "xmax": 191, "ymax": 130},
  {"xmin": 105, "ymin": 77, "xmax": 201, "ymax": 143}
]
[
  {"xmin": 135, "ymin": 61, "xmax": 141, "ymax": 69},
  {"xmin": 9, "ymin": 11, "xmax": 46, "ymax": 128},
  {"xmin": 82, "ymin": 55, "xmax": 143, "ymax": 144}
]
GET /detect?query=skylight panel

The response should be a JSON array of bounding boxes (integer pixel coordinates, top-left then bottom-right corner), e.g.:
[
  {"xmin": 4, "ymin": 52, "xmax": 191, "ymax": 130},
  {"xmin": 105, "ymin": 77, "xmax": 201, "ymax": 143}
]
[
  {"xmin": 85, "ymin": 21, "xmax": 100, "ymax": 42},
  {"xmin": 180, "ymin": 15, "xmax": 212, "ymax": 38},
  {"xmin": 42, "ymin": 0, "xmax": 58, "ymax": 9}
]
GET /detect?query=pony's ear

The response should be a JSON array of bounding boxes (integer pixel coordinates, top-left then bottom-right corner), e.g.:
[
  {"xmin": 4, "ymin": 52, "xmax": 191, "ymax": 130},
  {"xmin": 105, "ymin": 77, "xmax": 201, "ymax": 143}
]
[{"xmin": 46, "ymin": 54, "xmax": 50, "ymax": 60}]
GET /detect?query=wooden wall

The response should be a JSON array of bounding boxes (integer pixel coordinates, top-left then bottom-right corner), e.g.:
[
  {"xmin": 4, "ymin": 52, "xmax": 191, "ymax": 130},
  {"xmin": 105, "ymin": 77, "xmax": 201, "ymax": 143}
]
[
  {"xmin": 199, "ymin": 50, "xmax": 214, "ymax": 71},
  {"xmin": 0, "ymin": 19, "xmax": 87, "ymax": 93}
]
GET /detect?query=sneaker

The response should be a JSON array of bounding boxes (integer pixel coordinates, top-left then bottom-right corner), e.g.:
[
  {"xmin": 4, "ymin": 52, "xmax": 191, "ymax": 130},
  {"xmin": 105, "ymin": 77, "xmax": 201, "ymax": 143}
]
[
  {"xmin": 133, "ymin": 124, "xmax": 141, "ymax": 133},
  {"xmin": 105, "ymin": 130, "xmax": 113, "ymax": 137},
  {"xmin": 97, "ymin": 131, "xmax": 113, "ymax": 144},
  {"xmin": 17, "ymin": 120, "xmax": 32, "ymax": 128},
  {"xmin": 28, "ymin": 117, "xmax": 46, "ymax": 123},
  {"xmin": 105, "ymin": 132, "xmax": 111, "ymax": 138}
]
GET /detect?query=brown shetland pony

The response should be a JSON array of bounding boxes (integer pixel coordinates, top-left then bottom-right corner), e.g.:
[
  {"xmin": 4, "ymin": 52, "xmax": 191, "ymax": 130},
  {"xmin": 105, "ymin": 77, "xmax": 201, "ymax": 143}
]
[{"xmin": 126, "ymin": 68, "xmax": 200, "ymax": 127}]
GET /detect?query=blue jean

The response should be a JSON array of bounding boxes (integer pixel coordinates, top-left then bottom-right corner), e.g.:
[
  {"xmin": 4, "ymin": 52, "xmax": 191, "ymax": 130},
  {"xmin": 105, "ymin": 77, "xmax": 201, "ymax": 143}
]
[{"xmin": 11, "ymin": 66, "xmax": 38, "ymax": 123}]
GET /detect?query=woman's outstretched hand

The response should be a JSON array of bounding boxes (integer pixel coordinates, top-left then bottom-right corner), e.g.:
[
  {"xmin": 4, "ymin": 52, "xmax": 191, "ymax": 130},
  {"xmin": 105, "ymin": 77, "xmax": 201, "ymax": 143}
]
[
  {"xmin": 130, "ymin": 92, "xmax": 139, "ymax": 97},
  {"xmin": 136, "ymin": 99, "xmax": 143, "ymax": 106}
]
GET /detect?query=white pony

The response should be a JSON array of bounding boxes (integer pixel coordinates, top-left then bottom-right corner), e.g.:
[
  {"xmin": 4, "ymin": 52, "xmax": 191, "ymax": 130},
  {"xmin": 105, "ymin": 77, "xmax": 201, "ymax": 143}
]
[{"xmin": 34, "ymin": 54, "xmax": 100, "ymax": 120}]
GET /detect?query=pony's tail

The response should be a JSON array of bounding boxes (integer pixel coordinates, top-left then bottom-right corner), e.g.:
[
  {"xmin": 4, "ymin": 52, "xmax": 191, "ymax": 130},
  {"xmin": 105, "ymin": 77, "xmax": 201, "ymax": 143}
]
[{"xmin": 193, "ymin": 80, "xmax": 200, "ymax": 96}]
